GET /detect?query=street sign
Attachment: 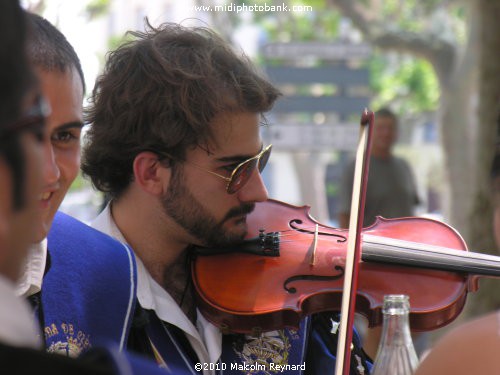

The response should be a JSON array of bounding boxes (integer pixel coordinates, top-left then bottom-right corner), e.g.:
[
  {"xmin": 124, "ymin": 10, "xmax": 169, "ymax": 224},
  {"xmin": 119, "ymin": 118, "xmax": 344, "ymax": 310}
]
[
  {"xmin": 261, "ymin": 123, "xmax": 360, "ymax": 151},
  {"xmin": 262, "ymin": 42, "xmax": 372, "ymax": 60},
  {"xmin": 271, "ymin": 96, "xmax": 369, "ymax": 114},
  {"xmin": 262, "ymin": 48, "xmax": 371, "ymax": 118},
  {"xmin": 265, "ymin": 66, "xmax": 370, "ymax": 85}
]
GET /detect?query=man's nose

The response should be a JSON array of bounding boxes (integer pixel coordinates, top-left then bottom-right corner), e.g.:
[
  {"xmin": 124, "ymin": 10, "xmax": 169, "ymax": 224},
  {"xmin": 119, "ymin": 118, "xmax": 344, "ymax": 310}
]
[
  {"xmin": 43, "ymin": 142, "xmax": 60, "ymax": 185},
  {"xmin": 237, "ymin": 169, "xmax": 269, "ymax": 203}
]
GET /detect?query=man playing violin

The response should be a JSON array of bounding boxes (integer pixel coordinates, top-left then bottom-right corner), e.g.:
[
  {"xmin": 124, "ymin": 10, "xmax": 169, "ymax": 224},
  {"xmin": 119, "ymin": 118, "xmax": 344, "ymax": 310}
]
[{"xmin": 82, "ymin": 22, "xmax": 372, "ymax": 374}]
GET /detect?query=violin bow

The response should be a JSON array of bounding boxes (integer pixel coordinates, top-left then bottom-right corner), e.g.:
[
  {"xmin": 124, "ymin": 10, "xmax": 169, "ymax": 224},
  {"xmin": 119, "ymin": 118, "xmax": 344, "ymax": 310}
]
[{"xmin": 334, "ymin": 109, "xmax": 374, "ymax": 375}]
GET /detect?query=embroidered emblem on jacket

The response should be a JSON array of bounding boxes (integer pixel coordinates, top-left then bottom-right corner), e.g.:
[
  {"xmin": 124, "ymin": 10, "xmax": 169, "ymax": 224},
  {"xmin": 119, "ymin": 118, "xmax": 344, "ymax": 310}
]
[
  {"xmin": 44, "ymin": 322, "xmax": 91, "ymax": 357},
  {"xmin": 234, "ymin": 330, "xmax": 291, "ymax": 374}
]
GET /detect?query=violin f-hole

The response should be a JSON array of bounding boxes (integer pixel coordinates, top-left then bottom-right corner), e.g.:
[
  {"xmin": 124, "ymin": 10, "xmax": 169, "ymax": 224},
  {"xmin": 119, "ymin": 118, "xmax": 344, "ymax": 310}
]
[{"xmin": 283, "ymin": 265, "xmax": 345, "ymax": 294}]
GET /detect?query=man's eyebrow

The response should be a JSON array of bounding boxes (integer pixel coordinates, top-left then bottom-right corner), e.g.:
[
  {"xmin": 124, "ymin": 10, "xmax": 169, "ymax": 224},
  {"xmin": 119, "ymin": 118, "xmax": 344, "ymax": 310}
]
[
  {"xmin": 55, "ymin": 121, "xmax": 84, "ymax": 131},
  {"xmin": 214, "ymin": 145, "xmax": 264, "ymax": 163},
  {"xmin": 216, "ymin": 154, "xmax": 253, "ymax": 163}
]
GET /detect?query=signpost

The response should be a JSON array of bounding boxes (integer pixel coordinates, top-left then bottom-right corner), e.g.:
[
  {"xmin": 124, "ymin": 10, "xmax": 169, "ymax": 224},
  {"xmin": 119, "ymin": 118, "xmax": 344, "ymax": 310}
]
[
  {"xmin": 261, "ymin": 41, "xmax": 372, "ymax": 148},
  {"xmin": 261, "ymin": 42, "xmax": 372, "ymax": 60},
  {"xmin": 259, "ymin": 41, "xmax": 372, "ymax": 222},
  {"xmin": 262, "ymin": 123, "xmax": 359, "ymax": 152}
]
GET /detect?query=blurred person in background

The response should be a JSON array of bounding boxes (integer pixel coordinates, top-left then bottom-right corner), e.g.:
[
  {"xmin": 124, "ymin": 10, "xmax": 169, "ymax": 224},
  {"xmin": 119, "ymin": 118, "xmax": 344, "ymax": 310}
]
[
  {"xmin": 337, "ymin": 107, "xmax": 422, "ymax": 359},
  {"xmin": 338, "ymin": 108, "xmax": 420, "ymax": 229}
]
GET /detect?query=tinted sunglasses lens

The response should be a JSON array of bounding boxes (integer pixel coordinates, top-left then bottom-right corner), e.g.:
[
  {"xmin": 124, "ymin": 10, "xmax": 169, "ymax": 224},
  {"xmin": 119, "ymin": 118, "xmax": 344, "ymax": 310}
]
[
  {"xmin": 258, "ymin": 146, "xmax": 272, "ymax": 172},
  {"xmin": 227, "ymin": 158, "xmax": 258, "ymax": 194}
]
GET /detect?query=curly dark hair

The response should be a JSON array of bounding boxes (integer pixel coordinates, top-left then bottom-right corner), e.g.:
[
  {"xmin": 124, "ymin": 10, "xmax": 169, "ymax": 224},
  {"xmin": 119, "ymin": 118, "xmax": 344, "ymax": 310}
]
[{"xmin": 82, "ymin": 22, "xmax": 280, "ymax": 198}]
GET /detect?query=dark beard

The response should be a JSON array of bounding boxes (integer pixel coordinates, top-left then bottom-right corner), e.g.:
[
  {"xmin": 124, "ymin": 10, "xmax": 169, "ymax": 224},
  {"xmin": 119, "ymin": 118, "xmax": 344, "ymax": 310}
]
[
  {"xmin": 160, "ymin": 166, "xmax": 255, "ymax": 248},
  {"xmin": 159, "ymin": 166, "xmax": 254, "ymax": 321}
]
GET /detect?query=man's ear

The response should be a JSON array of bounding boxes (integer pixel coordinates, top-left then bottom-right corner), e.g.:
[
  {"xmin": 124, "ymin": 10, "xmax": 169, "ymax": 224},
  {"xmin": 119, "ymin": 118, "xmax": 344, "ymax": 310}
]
[{"xmin": 132, "ymin": 151, "xmax": 171, "ymax": 196}]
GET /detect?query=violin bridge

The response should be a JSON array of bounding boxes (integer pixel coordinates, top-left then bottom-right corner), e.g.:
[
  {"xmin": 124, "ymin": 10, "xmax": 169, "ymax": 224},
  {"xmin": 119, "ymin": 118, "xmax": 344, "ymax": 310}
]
[{"xmin": 309, "ymin": 224, "xmax": 319, "ymax": 266}]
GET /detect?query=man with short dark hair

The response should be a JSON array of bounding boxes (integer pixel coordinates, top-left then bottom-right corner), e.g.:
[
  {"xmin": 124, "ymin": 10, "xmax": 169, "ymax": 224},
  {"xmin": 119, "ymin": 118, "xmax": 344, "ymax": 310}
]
[
  {"xmin": 0, "ymin": 1, "xmax": 108, "ymax": 372},
  {"xmin": 338, "ymin": 108, "xmax": 419, "ymax": 229},
  {"xmin": 338, "ymin": 107, "xmax": 421, "ymax": 359},
  {"xmin": 14, "ymin": 13, "xmax": 142, "ymax": 357},
  {"xmin": 0, "ymin": 8, "xmax": 182, "ymax": 373}
]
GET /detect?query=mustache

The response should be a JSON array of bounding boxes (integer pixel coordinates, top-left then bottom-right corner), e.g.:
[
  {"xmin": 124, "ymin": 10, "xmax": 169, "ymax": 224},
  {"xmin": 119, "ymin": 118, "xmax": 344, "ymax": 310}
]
[{"xmin": 222, "ymin": 203, "xmax": 255, "ymax": 222}]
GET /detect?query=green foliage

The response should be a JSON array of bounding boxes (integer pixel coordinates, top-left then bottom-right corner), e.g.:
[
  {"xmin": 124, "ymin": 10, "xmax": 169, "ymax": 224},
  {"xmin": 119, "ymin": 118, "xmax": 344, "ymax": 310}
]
[
  {"xmin": 91, "ymin": 34, "xmax": 134, "ymax": 71},
  {"xmin": 326, "ymin": 181, "xmax": 339, "ymax": 197},
  {"xmin": 69, "ymin": 173, "xmax": 89, "ymax": 191},
  {"xmin": 233, "ymin": 0, "xmax": 341, "ymax": 42},
  {"xmin": 370, "ymin": 52, "xmax": 439, "ymax": 115},
  {"xmin": 84, "ymin": 0, "xmax": 110, "ymax": 20},
  {"xmin": 238, "ymin": 0, "xmax": 465, "ymax": 119},
  {"xmin": 377, "ymin": 0, "xmax": 466, "ymax": 43},
  {"xmin": 107, "ymin": 33, "xmax": 134, "ymax": 51},
  {"xmin": 230, "ymin": 0, "xmax": 462, "ymax": 117}
]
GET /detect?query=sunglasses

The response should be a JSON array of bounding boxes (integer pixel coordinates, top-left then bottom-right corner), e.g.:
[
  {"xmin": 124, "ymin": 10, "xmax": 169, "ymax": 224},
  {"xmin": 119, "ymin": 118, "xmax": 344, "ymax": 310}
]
[
  {"xmin": 0, "ymin": 95, "xmax": 50, "ymax": 142},
  {"xmin": 157, "ymin": 144, "xmax": 272, "ymax": 194}
]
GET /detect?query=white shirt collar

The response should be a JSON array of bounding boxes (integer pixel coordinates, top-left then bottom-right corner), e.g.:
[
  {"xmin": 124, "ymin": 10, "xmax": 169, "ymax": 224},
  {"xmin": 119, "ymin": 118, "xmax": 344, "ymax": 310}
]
[
  {"xmin": 92, "ymin": 204, "xmax": 223, "ymax": 369},
  {"xmin": 15, "ymin": 239, "xmax": 47, "ymax": 297},
  {"xmin": 0, "ymin": 274, "xmax": 42, "ymax": 349}
]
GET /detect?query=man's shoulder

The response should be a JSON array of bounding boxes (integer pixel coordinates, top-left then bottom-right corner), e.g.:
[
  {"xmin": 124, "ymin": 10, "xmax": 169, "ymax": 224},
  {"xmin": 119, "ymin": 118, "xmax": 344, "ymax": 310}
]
[
  {"xmin": 415, "ymin": 311, "xmax": 500, "ymax": 375},
  {"xmin": 42, "ymin": 212, "xmax": 137, "ymax": 355},
  {"xmin": 391, "ymin": 155, "xmax": 412, "ymax": 168},
  {"xmin": 49, "ymin": 211, "xmax": 128, "ymax": 252},
  {"xmin": 46, "ymin": 210, "xmax": 136, "ymax": 278}
]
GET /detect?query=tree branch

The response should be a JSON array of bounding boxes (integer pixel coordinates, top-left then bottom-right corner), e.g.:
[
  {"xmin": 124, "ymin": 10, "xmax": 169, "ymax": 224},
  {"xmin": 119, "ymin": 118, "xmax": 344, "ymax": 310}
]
[{"xmin": 327, "ymin": 0, "xmax": 456, "ymax": 85}]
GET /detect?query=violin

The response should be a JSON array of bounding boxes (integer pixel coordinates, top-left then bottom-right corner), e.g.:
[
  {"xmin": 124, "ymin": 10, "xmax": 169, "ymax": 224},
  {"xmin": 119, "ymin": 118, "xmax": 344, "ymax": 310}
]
[{"xmin": 192, "ymin": 198, "xmax": 499, "ymax": 335}]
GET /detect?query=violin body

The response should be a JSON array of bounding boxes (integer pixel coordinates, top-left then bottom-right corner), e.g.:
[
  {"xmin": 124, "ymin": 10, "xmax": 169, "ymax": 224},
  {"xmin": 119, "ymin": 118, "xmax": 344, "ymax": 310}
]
[{"xmin": 192, "ymin": 199, "xmax": 470, "ymax": 334}]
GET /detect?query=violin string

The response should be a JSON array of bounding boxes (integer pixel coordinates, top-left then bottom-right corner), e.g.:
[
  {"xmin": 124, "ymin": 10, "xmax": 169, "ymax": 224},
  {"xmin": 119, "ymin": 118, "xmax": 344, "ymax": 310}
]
[
  {"xmin": 277, "ymin": 238, "xmax": 342, "ymax": 245},
  {"xmin": 276, "ymin": 233, "xmax": 447, "ymax": 251},
  {"xmin": 269, "ymin": 225, "xmax": 345, "ymax": 236},
  {"xmin": 276, "ymin": 225, "xmax": 338, "ymax": 232},
  {"xmin": 272, "ymin": 235, "xmax": 344, "ymax": 245},
  {"xmin": 273, "ymin": 232, "xmax": 459, "ymax": 255},
  {"xmin": 268, "ymin": 228, "xmax": 453, "ymax": 255},
  {"xmin": 265, "ymin": 233, "xmax": 500, "ymax": 271},
  {"xmin": 273, "ymin": 232, "xmax": 346, "ymax": 244},
  {"xmin": 266, "ymin": 228, "xmax": 500, "ymax": 274}
]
